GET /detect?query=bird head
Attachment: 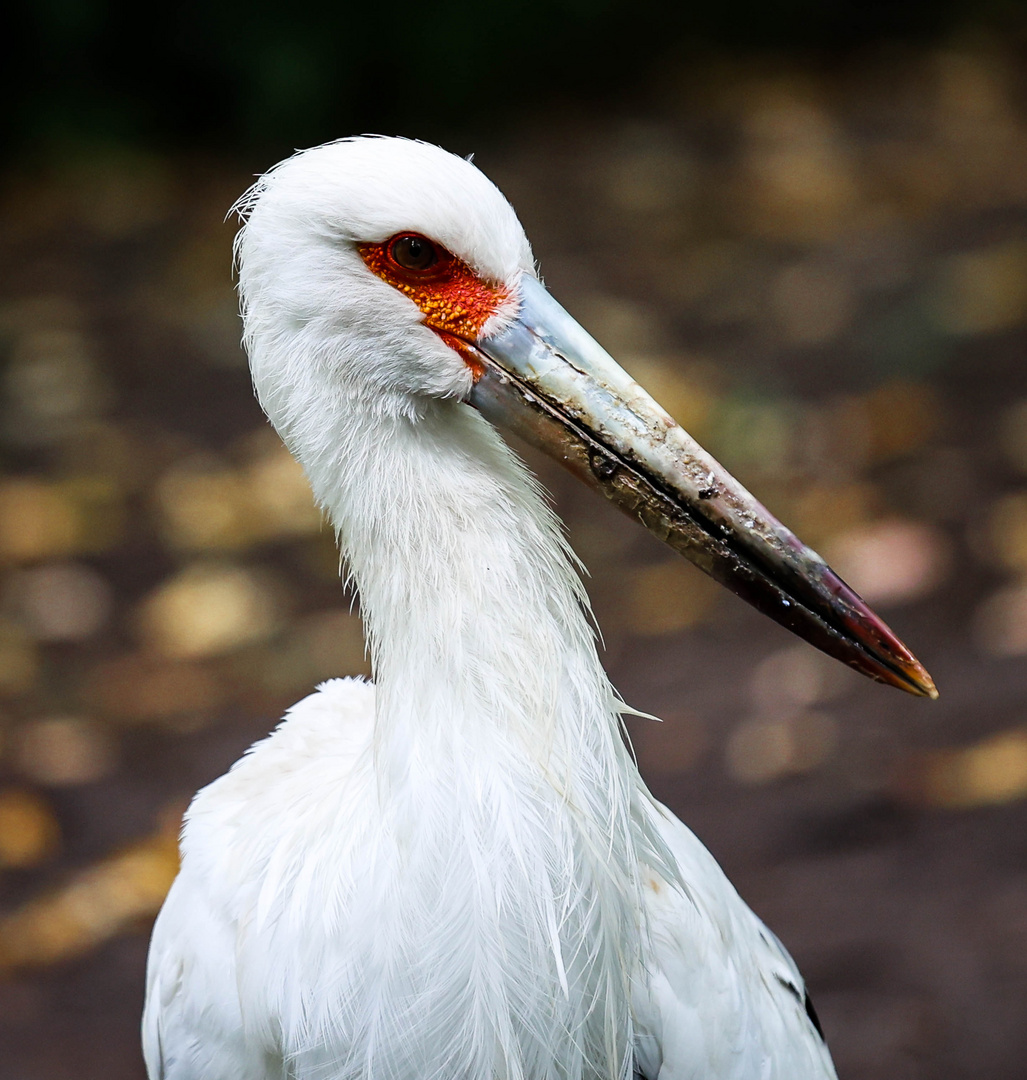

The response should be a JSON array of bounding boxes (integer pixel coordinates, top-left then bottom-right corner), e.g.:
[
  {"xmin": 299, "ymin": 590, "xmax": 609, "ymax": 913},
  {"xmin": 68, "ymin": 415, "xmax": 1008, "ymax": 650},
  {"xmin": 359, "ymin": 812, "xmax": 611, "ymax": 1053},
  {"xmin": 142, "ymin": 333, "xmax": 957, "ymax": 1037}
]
[
  {"xmin": 235, "ymin": 136, "xmax": 937, "ymax": 700},
  {"xmin": 235, "ymin": 137, "xmax": 531, "ymax": 416}
]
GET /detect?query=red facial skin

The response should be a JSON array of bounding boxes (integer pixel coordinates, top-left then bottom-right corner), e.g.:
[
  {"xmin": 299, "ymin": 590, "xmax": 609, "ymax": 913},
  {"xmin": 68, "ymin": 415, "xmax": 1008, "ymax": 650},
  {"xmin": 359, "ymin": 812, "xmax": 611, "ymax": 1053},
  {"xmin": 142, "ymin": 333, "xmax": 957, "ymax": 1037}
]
[{"xmin": 357, "ymin": 234, "xmax": 509, "ymax": 380}]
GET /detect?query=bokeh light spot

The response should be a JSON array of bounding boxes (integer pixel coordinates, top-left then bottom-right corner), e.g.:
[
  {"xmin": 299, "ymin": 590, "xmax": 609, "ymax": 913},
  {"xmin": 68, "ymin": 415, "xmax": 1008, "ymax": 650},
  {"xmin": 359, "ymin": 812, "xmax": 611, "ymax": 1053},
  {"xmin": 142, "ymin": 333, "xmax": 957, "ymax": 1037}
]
[
  {"xmin": 823, "ymin": 518, "xmax": 950, "ymax": 607},
  {"xmin": 0, "ymin": 789, "xmax": 59, "ymax": 869},
  {"xmin": 4, "ymin": 562, "xmax": 112, "ymax": 642},
  {"xmin": 726, "ymin": 711, "xmax": 839, "ymax": 784},
  {"xmin": 919, "ymin": 729, "xmax": 1027, "ymax": 809},
  {"xmin": 15, "ymin": 717, "xmax": 116, "ymax": 787},
  {"xmin": 136, "ymin": 562, "xmax": 281, "ymax": 660},
  {"xmin": 0, "ymin": 480, "xmax": 82, "ymax": 563}
]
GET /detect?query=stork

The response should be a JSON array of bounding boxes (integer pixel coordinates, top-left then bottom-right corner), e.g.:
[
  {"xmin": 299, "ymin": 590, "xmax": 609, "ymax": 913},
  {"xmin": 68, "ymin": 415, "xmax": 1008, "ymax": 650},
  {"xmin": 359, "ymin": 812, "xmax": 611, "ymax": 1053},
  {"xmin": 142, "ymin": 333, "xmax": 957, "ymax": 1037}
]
[{"xmin": 142, "ymin": 137, "xmax": 936, "ymax": 1080}]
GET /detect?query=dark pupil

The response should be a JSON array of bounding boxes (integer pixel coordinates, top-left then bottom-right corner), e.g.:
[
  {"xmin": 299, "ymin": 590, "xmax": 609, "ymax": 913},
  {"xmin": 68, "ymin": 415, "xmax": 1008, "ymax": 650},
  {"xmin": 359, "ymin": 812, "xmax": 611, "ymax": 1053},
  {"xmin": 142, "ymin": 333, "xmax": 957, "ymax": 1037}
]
[{"xmin": 394, "ymin": 236, "xmax": 435, "ymax": 270}]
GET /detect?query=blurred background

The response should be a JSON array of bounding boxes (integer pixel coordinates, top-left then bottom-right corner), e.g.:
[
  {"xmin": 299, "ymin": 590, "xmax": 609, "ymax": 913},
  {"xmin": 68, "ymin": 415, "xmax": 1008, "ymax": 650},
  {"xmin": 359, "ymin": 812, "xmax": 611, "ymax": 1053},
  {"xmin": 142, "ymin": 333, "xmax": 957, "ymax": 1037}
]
[{"xmin": 2, "ymin": 1, "xmax": 1027, "ymax": 1077}]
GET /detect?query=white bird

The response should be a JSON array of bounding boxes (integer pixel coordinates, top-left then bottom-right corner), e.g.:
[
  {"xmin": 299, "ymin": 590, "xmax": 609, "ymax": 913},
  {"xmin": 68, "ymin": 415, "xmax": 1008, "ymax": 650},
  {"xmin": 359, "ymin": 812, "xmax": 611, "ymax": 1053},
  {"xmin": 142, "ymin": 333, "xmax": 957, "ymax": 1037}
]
[{"xmin": 142, "ymin": 137, "xmax": 937, "ymax": 1080}]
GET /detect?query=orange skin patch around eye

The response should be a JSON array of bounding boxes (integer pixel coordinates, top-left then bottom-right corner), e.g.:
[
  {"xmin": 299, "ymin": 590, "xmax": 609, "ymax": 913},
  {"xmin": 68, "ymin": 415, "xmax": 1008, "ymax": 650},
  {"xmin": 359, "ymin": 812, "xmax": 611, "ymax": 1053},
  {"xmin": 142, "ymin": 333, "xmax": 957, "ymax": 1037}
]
[{"xmin": 357, "ymin": 237, "xmax": 508, "ymax": 380}]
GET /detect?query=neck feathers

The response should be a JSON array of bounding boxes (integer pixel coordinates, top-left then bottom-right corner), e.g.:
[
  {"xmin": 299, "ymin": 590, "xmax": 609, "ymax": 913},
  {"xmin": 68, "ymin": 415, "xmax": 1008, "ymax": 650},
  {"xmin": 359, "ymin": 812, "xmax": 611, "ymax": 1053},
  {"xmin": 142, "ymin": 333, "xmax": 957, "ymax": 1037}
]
[
  {"xmin": 312, "ymin": 400, "xmax": 599, "ymax": 750},
  {"xmin": 288, "ymin": 392, "xmax": 670, "ymax": 1080}
]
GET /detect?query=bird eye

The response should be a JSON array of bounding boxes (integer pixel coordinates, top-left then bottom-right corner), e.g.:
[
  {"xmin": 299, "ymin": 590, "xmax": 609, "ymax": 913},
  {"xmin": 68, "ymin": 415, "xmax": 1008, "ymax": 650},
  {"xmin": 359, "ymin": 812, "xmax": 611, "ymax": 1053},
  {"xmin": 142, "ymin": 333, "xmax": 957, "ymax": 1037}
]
[{"xmin": 389, "ymin": 234, "xmax": 438, "ymax": 272}]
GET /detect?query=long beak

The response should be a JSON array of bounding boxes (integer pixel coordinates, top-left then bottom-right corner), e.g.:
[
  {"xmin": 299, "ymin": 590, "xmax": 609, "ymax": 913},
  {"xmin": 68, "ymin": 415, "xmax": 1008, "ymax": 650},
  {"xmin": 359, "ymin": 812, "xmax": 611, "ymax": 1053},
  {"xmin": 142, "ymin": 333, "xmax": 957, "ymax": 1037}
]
[{"xmin": 467, "ymin": 275, "xmax": 937, "ymax": 699}]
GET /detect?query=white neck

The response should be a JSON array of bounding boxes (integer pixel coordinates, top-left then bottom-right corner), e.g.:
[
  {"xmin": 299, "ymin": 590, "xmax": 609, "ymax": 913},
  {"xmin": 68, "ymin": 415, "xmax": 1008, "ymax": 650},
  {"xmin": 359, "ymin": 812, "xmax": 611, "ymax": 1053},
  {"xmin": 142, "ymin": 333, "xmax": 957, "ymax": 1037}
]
[
  {"xmin": 281, "ymin": 386, "xmax": 670, "ymax": 1080},
  {"xmin": 324, "ymin": 402, "xmax": 610, "ymax": 770}
]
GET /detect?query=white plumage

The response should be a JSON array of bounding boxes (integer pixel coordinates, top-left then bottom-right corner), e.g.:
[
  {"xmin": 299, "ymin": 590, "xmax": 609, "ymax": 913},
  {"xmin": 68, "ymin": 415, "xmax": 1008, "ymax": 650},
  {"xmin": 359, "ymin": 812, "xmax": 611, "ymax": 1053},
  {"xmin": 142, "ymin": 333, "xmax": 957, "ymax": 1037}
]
[{"xmin": 143, "ymin": 136, "xmax": 868, "ymax": 1080}]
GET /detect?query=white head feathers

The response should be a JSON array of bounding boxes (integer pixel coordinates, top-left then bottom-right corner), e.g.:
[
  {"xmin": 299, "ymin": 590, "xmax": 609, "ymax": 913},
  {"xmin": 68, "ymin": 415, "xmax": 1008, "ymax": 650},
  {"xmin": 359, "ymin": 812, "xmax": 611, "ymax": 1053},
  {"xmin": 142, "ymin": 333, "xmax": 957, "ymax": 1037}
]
[{"xmin": 234, "ymin": 138, "xmax": 535, "ymax": 435}]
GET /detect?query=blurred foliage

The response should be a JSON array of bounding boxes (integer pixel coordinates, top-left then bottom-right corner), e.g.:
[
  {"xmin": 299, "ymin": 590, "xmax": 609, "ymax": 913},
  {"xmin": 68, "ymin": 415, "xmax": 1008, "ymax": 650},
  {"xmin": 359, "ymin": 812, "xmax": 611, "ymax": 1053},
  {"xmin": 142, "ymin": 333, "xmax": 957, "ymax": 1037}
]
[{"xmin": 6, "ymin": 0, "xmax": 1027, "ymax": 159}]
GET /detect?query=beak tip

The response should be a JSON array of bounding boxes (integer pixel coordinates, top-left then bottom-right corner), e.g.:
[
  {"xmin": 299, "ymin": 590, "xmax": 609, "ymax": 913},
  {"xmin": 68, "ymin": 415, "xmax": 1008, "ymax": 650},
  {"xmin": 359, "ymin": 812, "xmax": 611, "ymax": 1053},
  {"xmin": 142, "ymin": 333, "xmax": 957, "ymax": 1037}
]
[
  {"xmin": 884, "ymin": 655, "xmax": 938, "ymax": 699},
  {"xmin": 917, "ymin": 670, "xmax": 940, "ymax": 701}
]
